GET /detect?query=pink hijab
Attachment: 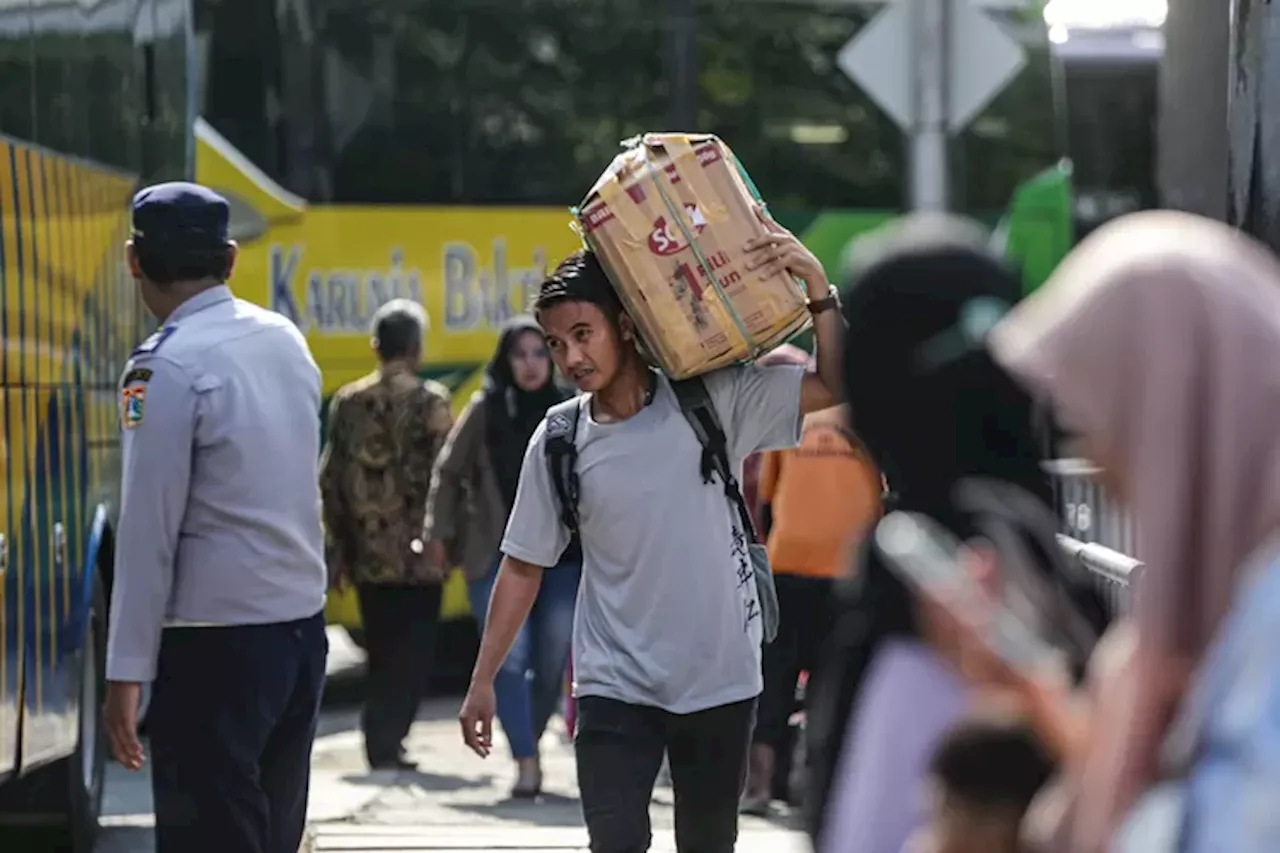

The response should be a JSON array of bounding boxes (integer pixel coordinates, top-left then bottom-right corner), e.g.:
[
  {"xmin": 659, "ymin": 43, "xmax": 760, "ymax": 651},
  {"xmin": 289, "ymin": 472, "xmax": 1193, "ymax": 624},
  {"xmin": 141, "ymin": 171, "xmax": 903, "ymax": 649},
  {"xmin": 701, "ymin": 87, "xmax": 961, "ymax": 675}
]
[
  {"xmin": 989, "ymin": 210, "xmax": 1280, "ymax": 850},
  {"xmin": 991, "ymin": 210, "xmax": 1280, "ymax": 655}
]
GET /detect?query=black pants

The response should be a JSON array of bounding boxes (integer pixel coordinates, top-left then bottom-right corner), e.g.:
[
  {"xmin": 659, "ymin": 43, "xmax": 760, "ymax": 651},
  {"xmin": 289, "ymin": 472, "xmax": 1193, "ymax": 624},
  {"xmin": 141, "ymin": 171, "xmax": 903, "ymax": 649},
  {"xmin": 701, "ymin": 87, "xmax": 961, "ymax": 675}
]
[
  {"xmin": 575, "ymin": 695, "xmax": 757, "ymax": 853},
  {"xmin": 755, "ymin": 574, "xmax": 835, "ymax": 750},
  {"xmin": 356, "ymin": 582, "xmax": 441, "ymax": 763},
  {"xmin": 147, "ymin": 612, "xmax": 328, "ymax": 853}
]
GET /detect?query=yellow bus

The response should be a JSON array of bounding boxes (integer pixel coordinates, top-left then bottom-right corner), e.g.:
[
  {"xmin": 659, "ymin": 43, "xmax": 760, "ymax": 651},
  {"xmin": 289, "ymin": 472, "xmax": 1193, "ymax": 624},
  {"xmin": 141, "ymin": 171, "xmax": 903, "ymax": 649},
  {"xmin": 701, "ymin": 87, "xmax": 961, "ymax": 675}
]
[{"xmin": 0, "ymin": 0, "xmax": 191, "ymax": 846}]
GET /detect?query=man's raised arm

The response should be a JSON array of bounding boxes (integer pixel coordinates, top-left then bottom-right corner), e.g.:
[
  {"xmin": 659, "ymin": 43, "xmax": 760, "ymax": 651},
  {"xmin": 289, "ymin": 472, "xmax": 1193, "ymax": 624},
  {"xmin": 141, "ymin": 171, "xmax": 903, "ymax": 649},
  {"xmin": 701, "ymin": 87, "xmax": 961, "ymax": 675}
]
[{"xmin": 743, "ymin": 207, "xmax": 844, "ymax": 415}]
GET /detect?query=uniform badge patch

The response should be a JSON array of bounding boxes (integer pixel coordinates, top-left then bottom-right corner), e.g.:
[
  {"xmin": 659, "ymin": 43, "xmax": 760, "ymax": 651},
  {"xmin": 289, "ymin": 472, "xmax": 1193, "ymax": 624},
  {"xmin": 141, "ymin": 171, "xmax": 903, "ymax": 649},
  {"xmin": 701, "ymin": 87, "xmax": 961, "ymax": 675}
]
[{"xmin": 121, "ymin": 385, "xmax": 147, "ymax": 429}]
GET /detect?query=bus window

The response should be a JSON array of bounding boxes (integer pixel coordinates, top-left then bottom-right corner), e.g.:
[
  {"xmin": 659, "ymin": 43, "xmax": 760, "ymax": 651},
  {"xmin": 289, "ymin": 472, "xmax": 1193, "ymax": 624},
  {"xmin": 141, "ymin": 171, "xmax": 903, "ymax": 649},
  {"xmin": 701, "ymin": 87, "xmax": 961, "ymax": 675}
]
[
  {"xmin": 1053, "ymin": 26, "xmax": 1160, "ymax": 218},
  {"xmin": 32, "ymin": 4, "xmax": 88, "ymax": 160},
  {"xmin": 0, "ymin": 2, "xmax": 34, "ymax": 145},
  {"xmin": 147, "ymin": 0, "xmax": 199, "ymax": 181},
  {"xmin": 958, "ymin": 42, "xmax": 1060, "ymax": 215}
]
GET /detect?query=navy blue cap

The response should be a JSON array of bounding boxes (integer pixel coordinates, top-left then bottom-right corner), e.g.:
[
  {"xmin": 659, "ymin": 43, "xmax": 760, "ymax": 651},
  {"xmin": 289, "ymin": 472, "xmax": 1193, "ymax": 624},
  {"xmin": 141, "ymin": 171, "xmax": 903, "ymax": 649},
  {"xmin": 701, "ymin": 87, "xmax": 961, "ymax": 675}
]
[{"xmin": 131, "ymin": 182, "xmax": 230, "ymax": 250}]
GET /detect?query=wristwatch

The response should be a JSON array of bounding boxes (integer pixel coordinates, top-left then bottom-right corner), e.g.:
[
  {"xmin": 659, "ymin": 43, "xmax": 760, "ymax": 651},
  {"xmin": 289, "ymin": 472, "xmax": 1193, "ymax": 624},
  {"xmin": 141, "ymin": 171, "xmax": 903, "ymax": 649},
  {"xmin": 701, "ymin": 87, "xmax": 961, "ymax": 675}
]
[{"xmin": 807, "ymin": 285, "xmax": 841, "ymax": 315}]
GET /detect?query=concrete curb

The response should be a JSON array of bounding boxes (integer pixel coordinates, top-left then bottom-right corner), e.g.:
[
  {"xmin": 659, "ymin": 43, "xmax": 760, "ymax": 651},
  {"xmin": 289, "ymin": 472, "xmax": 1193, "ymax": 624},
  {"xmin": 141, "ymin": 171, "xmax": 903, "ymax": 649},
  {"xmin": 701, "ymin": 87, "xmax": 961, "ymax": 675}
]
[{"xmin": 306, "ymin": 824, "xmax": 807, "ymax": 850}]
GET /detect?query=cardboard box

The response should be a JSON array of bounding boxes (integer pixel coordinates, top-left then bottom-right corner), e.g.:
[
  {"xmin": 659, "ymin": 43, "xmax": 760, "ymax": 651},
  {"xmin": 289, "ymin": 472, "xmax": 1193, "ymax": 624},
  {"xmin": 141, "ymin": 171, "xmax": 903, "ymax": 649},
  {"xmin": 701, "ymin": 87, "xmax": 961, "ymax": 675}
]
[{"xmin": 574, "ymin": 133, "xmax": 812, "ymax": 380}]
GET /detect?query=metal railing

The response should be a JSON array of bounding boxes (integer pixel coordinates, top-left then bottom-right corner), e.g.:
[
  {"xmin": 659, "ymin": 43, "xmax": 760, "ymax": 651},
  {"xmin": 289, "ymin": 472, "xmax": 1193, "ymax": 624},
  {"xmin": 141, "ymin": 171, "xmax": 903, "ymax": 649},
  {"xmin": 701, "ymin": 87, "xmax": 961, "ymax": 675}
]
[
  {"xmin": 1045, "ymin": 458, "xmax": 1136, "ymax": 556},
  {"xmin": 1057, "ymin": 534, "xmax": 1141, "ymax": 613},
  {"xmin": 1046, "ymin": 459, "xmax": 1140, "ymax": 609}
]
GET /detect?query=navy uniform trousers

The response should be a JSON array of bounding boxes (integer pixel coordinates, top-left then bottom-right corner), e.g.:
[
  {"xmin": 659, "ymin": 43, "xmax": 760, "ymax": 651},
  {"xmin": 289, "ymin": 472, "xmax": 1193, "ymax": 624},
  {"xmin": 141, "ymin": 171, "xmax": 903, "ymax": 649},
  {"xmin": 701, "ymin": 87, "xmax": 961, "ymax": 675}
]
[{"xmin": 147, "ymin": 612, "xmax": 328, "ymax": 853}]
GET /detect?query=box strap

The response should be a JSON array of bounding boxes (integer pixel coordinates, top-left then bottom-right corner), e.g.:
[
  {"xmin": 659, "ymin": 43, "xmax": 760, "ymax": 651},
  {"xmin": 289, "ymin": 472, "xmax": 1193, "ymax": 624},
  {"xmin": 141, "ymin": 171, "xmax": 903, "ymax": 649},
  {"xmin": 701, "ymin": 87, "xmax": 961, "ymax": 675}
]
[
  {"xmin": 656, "ymin": 135, "xmax": 729, "ymax": 224},
  {"xmin": 595, "ymin": 172, "xmax": 653, "ymax": 244}
]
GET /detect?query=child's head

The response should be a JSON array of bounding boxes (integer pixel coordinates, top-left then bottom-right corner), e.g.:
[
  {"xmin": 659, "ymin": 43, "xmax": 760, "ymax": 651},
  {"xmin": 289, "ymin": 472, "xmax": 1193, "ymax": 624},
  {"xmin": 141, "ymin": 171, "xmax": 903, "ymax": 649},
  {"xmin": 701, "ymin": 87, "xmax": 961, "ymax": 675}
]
[{"xmin": 921, "ymin": 714, "xmax": 1057, "ymax": 853}]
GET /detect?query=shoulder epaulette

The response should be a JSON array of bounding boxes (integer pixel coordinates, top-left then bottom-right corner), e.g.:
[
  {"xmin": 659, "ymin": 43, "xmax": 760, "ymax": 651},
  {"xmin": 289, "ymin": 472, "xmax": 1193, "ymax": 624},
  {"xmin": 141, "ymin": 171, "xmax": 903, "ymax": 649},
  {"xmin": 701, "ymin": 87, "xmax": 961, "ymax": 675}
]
[{"xmin": 131, "ymin": 325, "xmax": 177, "ymax": 357}]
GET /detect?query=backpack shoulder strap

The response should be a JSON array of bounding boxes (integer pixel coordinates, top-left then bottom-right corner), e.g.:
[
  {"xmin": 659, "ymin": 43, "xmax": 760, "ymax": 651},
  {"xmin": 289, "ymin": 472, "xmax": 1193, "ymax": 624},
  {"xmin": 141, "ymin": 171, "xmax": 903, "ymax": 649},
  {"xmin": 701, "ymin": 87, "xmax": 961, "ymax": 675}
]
[
  {"xmin": 670, "ymin": 377, "xmax": 723, "ymax": 484},
  {"xmin": 670, "ymin": 377, "xmax": 759, "ymax": 543},
  {"xmin": 543, "ymin": 396, "xmax": 584, "ymax": 534}
]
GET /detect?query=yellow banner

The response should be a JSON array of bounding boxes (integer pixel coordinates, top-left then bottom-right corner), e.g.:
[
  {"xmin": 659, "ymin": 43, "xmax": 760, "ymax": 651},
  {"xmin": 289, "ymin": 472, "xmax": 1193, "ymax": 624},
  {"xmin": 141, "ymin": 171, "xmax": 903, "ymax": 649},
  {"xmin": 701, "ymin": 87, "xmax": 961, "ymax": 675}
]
[{"xmin": 231, "ymin": 207, "xmax": 585, "ymax": 394}]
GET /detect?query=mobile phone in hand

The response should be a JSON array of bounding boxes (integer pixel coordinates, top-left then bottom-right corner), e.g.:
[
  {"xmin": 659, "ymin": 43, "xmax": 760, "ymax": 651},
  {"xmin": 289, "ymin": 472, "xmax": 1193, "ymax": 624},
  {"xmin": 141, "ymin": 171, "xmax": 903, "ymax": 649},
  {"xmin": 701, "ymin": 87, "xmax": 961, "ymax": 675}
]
[{"xmin": 874, "ymin": 511, "xmax": 1069, "ymax": 675}]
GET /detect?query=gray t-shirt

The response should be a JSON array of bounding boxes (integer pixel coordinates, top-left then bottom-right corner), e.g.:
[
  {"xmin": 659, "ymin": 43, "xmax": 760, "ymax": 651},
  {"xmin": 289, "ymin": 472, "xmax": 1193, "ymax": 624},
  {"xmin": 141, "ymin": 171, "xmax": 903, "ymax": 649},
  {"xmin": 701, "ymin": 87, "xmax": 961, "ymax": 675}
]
[{"xmin": 500, "ymin": 364, "xmax": 804, "ymax": 714}]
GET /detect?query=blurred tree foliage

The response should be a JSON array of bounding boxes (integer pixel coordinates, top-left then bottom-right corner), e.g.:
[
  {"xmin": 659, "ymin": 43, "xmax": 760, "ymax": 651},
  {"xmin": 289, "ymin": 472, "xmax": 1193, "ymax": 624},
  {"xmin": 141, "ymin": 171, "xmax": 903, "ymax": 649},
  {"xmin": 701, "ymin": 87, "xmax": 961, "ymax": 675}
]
[{"xmin": 200, "ymin": 0, "xmax": 1059, "ymax": 211}]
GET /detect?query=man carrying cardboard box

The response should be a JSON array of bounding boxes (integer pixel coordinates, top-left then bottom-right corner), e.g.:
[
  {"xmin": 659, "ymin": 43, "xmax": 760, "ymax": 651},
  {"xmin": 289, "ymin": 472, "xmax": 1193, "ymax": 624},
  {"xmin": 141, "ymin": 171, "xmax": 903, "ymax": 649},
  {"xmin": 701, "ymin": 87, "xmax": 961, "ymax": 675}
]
[{"xmin": 455, "ymin": 209, "xmax": 842, "ymax": 853}]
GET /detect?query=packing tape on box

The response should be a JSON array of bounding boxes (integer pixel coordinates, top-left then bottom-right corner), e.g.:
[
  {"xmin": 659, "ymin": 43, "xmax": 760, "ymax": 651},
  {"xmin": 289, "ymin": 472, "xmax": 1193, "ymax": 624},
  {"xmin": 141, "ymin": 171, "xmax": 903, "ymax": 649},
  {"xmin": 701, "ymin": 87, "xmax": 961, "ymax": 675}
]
[
  {"xmin": 657, "ymin": 135, "xmax": 729, "ymax": 225},
  {"xmin": 635, "ymin": 138, "xmax": 731, "ymax": 354},
  {"xmin": 641, "ymin": 156, "xmax": 759, "ymax": 360},
  {"xmin": 593, "ymin": 151, "xmax": 712, "ymax": 354},
  {"xmin": 594, "ymin": 176, "xmax": 653, "ymax": 244},
  {"xmin": 583, "ymin": 214, "xmax": 692, "ymax": 370}
]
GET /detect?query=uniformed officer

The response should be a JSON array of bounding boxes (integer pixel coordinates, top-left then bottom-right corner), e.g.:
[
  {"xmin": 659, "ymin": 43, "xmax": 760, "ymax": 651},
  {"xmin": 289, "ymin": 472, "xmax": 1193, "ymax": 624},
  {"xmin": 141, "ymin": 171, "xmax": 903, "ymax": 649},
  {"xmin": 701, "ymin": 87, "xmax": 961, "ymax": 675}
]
[{"xmin": 102, "ymin": 182, "xmax": 329, "ymax": 853}]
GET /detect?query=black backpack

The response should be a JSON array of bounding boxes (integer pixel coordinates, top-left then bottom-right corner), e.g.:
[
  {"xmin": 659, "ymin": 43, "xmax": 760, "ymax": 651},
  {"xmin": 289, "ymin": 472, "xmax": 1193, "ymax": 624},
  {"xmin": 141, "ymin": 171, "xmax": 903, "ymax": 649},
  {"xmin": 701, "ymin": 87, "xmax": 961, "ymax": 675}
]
[{"xmin": 542, "ymin": 377, "xmax": 780, "ymax": 643}]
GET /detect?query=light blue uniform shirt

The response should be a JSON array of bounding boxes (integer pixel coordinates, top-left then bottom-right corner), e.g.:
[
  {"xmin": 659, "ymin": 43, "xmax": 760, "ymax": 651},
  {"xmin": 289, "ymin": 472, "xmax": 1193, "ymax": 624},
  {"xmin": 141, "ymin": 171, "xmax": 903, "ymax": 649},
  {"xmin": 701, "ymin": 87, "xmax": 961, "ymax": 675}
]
[
  {"xmin": 1115, "ymin": 535, "xmax": 1280, "ymax": 852},
  {"xmin": 1180, "ymin": 537, "xmax": 1280, "ymax": 852},
  {"xmin": 106, "ymin": 285, "xmax": 327, "ymax": 683}
]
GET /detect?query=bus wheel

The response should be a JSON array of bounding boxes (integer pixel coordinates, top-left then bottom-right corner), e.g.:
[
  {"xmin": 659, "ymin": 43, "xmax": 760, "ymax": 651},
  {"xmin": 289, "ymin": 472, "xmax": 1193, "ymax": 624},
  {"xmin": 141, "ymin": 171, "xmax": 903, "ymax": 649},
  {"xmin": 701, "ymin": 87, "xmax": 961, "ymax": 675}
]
[
  {"xmin": 0, "ymin": 572, "xmax": 107, "ymax": 850},
  {"xmin": 65, "ymin": 572, "xmax": 108, "ymax": 850},
  {"xmin": 49, "ymin": 572, "xmax": 108, "ymax": 851},
  {"xmin": 345, "ymin": 627, "xmax": 367, "ymax": 650}
]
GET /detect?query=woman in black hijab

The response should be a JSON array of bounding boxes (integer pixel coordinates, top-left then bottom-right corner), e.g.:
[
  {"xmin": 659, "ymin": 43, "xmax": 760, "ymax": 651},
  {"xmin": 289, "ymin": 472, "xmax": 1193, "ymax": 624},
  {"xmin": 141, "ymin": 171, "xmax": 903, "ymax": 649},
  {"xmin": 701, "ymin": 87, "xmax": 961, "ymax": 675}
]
[
  {"xmin": 426, "ymin": 315, "xmax": 579, "ymax": 798},
  {"xmin": 804, "ymin": 215, "xmax": 1110, "ymax": 851},
  {"xmin": 484, "ymin": 316, "xmax": 571, "ymax": 507}
]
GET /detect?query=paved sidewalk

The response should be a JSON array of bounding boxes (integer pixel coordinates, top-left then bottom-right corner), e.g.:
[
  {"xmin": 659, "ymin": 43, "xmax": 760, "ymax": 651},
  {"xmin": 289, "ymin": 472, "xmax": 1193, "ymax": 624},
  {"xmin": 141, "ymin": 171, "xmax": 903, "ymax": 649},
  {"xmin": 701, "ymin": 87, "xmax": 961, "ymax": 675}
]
[
  {"xmin": 304, "ymin": 698, "xmax": 807, "ymax": 851},
  {"xmin": 95, "ymin": 629, "xmax": 808, "ymax": 851},
  {"xmin": 307, "ymin": 824, "xmax": 807, "ymax": 851}
]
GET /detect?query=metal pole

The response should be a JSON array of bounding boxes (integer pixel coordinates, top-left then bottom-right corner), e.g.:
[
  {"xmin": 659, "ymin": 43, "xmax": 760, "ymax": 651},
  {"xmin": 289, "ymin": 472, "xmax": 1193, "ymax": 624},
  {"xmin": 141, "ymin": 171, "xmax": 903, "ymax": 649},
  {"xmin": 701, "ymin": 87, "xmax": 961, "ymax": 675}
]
[
  {"xmin": 1158, "ymin": 0, "xmax": 1229, "ymax": 219},
  {"xmin": 909, "ymin": 0, "xmax": 949, "ymax": 211},
  {"xmin": 1228, "ymin": 0, "xmax": 1280, "ymax": 251},
  {"xmin": 668, "ymin": 0, "xmax": 698, "ymax": 131}
]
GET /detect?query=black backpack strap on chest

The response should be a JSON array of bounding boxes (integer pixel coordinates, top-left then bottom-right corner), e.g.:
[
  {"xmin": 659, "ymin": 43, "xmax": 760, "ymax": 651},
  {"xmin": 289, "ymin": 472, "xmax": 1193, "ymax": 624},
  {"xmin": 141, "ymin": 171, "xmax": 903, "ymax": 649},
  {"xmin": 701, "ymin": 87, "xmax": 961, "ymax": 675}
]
[
  {"xmin": 670, "ymin": 378, "xmax": 759, "ymax": 545},
  {"xmin": 544, "ymin": 397, "xmax": 584, "ymax": 534}
]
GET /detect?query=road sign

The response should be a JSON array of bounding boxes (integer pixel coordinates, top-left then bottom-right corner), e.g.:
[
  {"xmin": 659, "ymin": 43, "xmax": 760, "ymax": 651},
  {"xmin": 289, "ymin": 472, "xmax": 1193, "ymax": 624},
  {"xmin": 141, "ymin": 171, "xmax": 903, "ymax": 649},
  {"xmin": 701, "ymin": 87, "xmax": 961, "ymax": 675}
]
[{"xmin": 836, "ymin": 0, "xmax": 1028, "ymax": 134}]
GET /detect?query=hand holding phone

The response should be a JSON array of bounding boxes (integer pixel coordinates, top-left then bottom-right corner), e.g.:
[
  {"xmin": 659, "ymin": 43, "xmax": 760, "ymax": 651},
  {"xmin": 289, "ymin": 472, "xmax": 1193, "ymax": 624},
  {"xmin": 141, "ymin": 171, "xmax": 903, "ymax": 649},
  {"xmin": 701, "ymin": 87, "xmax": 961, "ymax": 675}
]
[
  {"xmin": 875, "ymin": 511, "xmax": 1065, "ymax": 671},
  {"xmin": 875, "ymin": 511, "xmax": 1083, "ymax": 758}
]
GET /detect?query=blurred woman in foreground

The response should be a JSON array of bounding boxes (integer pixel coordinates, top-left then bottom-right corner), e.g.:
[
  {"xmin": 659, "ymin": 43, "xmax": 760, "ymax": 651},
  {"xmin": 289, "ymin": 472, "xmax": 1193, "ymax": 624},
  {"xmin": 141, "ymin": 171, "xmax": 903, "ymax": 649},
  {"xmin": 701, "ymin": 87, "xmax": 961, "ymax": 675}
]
[
  {"xmin": 805, "ymin": 214, "xmax": 1109, "ymax": 853},
  {"xmin": 988, "ymin": 211, "xmax": 1280, "ymax": 852}
]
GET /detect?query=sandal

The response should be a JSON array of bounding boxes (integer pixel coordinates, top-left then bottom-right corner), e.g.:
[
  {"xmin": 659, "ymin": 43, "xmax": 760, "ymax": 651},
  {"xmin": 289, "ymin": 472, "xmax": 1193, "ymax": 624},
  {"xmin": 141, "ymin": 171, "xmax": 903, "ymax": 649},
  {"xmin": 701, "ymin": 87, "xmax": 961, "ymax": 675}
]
[{"xmin": 512, "ymin": 760, "xmax": 542, "ymax": 799}]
